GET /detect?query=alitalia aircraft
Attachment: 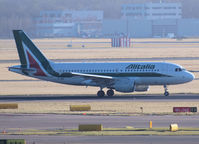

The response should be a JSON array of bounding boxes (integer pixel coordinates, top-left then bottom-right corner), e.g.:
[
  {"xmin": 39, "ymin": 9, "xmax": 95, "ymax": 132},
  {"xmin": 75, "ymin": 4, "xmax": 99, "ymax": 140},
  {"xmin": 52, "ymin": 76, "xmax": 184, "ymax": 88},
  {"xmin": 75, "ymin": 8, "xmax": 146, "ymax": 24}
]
[{"xmin": 9, "ymin": 30, "xmax": 195, "ymax": 97}]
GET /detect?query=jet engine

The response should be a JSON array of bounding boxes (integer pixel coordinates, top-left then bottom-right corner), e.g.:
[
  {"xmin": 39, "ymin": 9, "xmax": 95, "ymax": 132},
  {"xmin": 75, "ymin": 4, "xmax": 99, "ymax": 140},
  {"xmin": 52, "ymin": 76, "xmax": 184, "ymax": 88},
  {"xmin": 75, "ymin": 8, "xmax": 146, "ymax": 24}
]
[
  {"xmin": 134, "ymin": 85, "xmax": 149, "ymax": 92},
  {"xmin": 113, "ymin": 78, "xmax": 135, "ymax": 92}
]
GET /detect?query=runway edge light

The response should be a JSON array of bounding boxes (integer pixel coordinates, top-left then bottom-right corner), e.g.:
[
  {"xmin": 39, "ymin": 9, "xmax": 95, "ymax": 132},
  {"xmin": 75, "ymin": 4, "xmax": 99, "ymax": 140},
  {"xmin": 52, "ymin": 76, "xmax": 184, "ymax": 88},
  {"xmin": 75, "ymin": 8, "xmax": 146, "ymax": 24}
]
[{"xmin": 149, "ymin": 121, "xmax": 152, "ymax": 129}]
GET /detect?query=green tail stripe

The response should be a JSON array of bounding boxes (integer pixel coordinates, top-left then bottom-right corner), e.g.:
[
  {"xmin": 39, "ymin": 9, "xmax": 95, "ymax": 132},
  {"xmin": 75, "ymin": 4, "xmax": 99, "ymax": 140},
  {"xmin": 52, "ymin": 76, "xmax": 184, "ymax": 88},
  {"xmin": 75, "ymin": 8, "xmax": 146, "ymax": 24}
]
[{"xmin": 13, "ymin": 30, "xmax": 27, "ymax": 68}]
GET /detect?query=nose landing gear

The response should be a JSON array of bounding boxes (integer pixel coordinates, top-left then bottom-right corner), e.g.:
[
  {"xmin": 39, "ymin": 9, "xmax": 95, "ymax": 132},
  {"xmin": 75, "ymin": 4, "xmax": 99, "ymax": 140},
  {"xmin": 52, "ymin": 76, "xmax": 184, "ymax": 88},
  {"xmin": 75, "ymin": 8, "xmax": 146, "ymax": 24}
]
[{"xmin": 164, "ymin": 85, "xmax": 169, "ymax": 96}]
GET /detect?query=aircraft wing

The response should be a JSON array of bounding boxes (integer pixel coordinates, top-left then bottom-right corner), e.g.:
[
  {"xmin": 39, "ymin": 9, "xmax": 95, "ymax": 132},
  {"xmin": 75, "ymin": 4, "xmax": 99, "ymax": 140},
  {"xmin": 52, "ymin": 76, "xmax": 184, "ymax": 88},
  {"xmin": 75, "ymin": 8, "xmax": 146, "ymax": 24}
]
[{"xmin": 71, "ymin": 72, "xmax": 115, "ymax": 87}]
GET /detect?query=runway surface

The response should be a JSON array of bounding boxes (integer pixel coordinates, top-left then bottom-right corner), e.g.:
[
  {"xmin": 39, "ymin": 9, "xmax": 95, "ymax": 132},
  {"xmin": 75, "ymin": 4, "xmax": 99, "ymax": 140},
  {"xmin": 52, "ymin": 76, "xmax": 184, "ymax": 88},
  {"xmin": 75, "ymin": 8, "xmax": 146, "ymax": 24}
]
[
  {"xmin": 0, "ymin": 93, "xmax": 199, "ymax": 144},
  {"xmin": 0, "ymin": 93, "xmax": 199, "ymax": 102},
  {"xmin": 1, "ymin": 135, "xmax": 199, "ymax": 144},
  {"xmin": 0, "ymin": 94, "xmax": 199, "ymax": 144},
  {"xmin": 1, "ymin": 114, "xmax": 199, "ymax": 144},
  {"xmin": 1, "ymin": 114, "xmax": 199, "ymax": 130}
]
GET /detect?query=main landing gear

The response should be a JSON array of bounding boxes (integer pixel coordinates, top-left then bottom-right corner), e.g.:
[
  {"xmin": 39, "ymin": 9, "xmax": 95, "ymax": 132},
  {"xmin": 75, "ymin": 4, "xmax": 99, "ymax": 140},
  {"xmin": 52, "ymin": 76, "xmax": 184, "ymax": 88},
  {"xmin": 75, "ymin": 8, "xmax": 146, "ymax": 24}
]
[
  {"xmin": 97, "ymin": 89, "xmax": 114, "ymax": 97},
  {"xmin": 164, "ymin": 85, "xmax": 169, "ymax": 96},
  {"xmin": 97, "ymin": 90, "xmax": 105, "ymax": 97},
  {"xmin": 107, "ymin": 89, "xmax": 114, "ymax": 97}
]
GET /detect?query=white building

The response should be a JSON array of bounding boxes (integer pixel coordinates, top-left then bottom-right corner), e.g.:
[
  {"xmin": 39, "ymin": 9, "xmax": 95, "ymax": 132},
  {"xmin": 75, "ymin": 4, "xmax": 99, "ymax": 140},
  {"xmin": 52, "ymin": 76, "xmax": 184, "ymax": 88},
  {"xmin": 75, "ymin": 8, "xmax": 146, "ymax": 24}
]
[
  {"xmin": 121, "ymin": 2, "xmax": 182, "ymax": 20},
  {"xmin": 35, "ymin": 10, "xmax": 103, "ymax": 37}
]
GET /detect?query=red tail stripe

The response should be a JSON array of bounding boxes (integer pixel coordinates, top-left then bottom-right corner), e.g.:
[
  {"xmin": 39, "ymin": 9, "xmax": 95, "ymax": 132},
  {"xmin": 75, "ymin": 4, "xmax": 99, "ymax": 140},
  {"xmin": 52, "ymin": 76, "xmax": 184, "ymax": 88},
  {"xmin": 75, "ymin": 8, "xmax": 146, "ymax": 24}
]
[{"xmin": 27, "ymin": 51, "xmax": 46, "ymax": 76}]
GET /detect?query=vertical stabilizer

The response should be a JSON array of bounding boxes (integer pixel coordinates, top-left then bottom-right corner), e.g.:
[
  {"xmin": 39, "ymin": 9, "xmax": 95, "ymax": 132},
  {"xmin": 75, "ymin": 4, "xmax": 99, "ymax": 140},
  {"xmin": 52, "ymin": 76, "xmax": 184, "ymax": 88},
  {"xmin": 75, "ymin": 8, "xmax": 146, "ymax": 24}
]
[{"xmin": 12, "ymin": 30, "xmax": 58, "ymax": 76}]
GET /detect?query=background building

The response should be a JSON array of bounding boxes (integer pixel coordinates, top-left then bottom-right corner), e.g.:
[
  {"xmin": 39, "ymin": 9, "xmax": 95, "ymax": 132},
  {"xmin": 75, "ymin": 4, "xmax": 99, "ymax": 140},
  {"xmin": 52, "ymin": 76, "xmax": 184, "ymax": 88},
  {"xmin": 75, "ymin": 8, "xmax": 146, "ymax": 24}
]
[
  {"xmin": 121, "ymin": 2, "xmax": 182, "ymax": 20},
  {"xmin": 36, "ymin": 10, "xmax": 103, "ymax": 37},
  {"xmin": 35, "ymin": 2, "xmax": 199, "ymax": 38},
  {"xmin": 103, "ymin": 2, "xmax": 199, "ymax": 38}
]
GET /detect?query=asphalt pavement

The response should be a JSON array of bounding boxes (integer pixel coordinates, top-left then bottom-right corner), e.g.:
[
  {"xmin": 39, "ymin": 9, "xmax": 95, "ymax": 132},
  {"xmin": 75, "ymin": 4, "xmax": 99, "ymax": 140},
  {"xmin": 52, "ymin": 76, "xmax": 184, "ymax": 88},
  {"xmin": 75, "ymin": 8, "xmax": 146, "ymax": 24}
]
[
  {"xmin": 0, "ymin": 93, "xmax": 199, "ymax": 102},
  {"xmin": 0, "ymin": 114, "xmax": 199, "ymax": 130},
  {"xmin": 1, "ymin": 135, "xmax": 199, "ymax": 144}
]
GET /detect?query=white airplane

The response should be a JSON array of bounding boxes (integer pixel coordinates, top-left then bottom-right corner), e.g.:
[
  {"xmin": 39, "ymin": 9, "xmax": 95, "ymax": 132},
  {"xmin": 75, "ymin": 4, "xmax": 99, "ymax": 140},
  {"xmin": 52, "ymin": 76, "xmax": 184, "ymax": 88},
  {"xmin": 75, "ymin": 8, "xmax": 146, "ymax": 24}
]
[{"xmin": 9, "ymin": 30, "xmax": 195, "ymax": 97}]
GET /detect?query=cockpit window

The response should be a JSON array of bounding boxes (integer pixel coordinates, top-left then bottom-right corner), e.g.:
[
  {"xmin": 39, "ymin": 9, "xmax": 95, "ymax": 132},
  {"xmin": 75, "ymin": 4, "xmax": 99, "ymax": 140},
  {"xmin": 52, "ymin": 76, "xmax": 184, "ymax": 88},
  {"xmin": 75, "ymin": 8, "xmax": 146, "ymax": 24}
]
[{"xmin": 175, "ymin": 68, "xmax": 185, "ymax": 72}]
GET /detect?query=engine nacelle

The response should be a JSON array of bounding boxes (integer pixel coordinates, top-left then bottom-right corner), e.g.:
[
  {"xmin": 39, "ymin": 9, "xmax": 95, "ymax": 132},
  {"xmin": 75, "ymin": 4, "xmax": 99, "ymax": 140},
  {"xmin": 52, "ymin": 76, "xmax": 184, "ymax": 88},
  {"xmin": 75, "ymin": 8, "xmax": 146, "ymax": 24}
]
[
  {"xmin": 134, "ymin": 85, "xmax": 149, "ymax": 92},
  {"xmin": 113, "ymin": 78, "xmax": 135, "ymax": 92}
]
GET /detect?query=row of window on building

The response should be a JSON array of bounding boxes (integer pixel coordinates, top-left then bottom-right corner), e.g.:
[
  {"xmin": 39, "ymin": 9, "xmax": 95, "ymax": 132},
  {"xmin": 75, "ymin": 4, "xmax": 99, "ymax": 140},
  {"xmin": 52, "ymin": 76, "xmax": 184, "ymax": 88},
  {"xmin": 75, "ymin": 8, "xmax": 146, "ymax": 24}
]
[
  {"xmin": 123, "ymin": 6, "xmax": 181, "ymax": 10},
  {"xmin": 125, "ymin": 13, "xmax": 181, "ymax": 16},
  {"xmin": 121, "ymin": 2, "xmax": 182, "ymax": 19}
]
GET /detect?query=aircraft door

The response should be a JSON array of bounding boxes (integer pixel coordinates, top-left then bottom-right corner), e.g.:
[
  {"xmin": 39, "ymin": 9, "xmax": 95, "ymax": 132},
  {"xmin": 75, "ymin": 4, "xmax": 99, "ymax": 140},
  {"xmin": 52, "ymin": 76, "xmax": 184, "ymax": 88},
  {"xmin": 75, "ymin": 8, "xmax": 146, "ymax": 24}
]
[{"xmin": 162, "ymin": 64, "xmax": 168, "ymax": 72}]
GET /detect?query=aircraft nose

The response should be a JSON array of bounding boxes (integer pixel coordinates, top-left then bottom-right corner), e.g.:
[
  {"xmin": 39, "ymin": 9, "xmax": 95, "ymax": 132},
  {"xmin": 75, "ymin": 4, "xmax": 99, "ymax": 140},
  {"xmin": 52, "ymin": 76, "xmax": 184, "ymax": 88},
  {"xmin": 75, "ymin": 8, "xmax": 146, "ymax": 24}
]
[
  {"xmin": 186, "ymin": 71, "xmax": 195, "ymax": 82},
  {"xmin": 190, "ymin": 72, "xmax": 195, "ymax": 81}
]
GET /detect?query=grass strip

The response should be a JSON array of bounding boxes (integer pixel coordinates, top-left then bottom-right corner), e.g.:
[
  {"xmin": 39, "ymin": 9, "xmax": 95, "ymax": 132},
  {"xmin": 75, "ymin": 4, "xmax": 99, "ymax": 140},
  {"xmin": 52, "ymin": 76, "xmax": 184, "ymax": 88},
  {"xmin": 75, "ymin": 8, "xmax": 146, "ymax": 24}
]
[{"xmin": 1, "ymin": 127, "xmax": 199, "ymax": 136}]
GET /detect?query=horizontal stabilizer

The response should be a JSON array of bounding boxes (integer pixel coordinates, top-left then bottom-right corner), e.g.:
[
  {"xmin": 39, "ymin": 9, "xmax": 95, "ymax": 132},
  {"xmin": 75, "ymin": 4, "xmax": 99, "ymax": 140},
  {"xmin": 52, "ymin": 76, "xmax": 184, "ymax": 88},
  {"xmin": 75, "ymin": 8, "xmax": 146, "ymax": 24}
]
[{"xmin": 9, "ymin": 66, "xmax": 36, "ymax": 73}]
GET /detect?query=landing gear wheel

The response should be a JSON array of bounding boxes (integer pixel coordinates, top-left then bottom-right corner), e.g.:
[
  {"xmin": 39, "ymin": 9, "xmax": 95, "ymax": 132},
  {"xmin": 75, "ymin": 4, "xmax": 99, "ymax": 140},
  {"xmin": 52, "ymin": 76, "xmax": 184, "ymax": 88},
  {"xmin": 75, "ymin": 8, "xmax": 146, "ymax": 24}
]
[
  {"xmin": 97, "ymin": 90, "xmax": 105, "ymax": 97},
  {"xmin": 164, "ymin": 91, "xmax": 169, "ymax": 96},
  {"xmin": 107, "ymin": 89, "xmax": 114, "ymax": 97},
  {"xmin": 163, "ymin": 85, "xmax": 169, "ymax": 96}
]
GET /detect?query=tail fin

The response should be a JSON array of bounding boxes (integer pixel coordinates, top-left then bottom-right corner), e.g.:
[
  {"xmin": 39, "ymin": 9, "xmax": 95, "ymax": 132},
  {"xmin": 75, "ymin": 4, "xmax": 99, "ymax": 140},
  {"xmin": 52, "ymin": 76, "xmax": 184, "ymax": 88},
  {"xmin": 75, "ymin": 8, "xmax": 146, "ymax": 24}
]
[
  {"xmin": 13, "ymin": 30, "xmax": 48, "ymax": 68},
  {"xmin": 12, "ymin": 30, "xmax": 58, "ymax": 76}
]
